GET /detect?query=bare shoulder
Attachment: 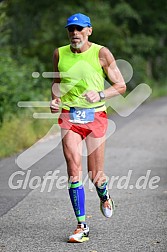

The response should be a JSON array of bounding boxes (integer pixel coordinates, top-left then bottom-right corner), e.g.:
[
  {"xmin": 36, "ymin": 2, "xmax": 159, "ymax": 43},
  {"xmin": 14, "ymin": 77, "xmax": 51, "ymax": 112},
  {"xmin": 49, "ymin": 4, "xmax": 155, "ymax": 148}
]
[
  {"xmin": 53, "ymin": 48, "xmax": 59, "ymax": 61},
  {"xmin": 99, "ymin": 47, "xmax": 115, "ymax": 67},
  {"xmin": 53, "ymin": 48, "xmax": 59, "ymax": 70}
]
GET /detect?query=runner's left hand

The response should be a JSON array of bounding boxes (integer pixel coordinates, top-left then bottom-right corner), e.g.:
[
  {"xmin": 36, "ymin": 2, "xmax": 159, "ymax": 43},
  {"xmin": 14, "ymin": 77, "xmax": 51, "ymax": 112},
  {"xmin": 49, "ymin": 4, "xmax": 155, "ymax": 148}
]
[{"xmin": 83, "ymin": 91, "xmax": 100, "ymax": 103}]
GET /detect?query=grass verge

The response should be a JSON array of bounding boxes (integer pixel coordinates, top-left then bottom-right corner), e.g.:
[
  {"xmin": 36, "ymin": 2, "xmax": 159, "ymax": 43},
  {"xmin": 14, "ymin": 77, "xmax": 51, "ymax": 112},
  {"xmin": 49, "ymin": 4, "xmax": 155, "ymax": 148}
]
[{"xmin": 0, "ymin": 112, "xmax": 58, "ymax": 158}]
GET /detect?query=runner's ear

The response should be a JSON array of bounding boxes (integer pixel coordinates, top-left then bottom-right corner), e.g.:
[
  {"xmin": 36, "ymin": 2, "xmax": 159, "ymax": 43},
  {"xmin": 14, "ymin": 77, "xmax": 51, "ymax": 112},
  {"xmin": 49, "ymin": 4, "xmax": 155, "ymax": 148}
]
[{"xmin": 87, "ymin": 27, "xmax": 92, "ymax": 36}]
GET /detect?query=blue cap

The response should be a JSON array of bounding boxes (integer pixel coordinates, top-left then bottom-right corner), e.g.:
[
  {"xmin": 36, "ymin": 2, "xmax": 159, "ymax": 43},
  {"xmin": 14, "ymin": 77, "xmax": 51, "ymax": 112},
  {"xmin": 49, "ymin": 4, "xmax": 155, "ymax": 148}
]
[{"xmin": 65, "ymin": 13, "xmax": 92, "ymax": 28}]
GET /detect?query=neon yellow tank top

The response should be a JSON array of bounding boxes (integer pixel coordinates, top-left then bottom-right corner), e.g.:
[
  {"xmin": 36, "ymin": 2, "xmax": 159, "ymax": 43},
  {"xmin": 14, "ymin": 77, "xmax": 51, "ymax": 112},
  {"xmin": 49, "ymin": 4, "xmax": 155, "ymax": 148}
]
[{"xmin": 58, "ymin": 43, "xmax": 106, "ymax": 111}]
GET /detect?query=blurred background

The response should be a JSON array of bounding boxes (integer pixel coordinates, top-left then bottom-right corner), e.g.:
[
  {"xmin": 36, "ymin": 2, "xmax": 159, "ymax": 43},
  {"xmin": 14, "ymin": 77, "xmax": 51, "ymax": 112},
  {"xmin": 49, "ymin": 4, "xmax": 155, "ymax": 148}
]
[{"xmin": 0, "ymin": 0, "xmax": 167, "ymax": 157}]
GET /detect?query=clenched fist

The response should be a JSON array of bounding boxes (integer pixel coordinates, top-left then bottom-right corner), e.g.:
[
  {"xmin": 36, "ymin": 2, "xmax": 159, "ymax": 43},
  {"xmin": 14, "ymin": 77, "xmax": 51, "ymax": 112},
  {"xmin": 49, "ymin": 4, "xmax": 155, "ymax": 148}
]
[{"xmin": 50, "ymin": 98, "xmax": 61, "ymax": 113}]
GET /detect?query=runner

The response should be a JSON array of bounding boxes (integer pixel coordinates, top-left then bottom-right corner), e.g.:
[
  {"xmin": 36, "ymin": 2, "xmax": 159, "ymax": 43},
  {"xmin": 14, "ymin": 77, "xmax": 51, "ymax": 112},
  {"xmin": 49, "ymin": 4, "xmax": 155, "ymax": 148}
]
[{"xmin": 50, "ymin": 13, "xmax": 126, "ymax": 242}]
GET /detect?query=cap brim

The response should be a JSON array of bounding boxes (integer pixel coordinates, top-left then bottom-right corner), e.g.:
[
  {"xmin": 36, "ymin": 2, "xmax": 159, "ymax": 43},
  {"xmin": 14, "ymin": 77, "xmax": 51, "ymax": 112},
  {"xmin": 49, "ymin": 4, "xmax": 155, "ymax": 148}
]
[{"xmin": 65, "ymin": 22, "xmax": 90, "ymax": 28}]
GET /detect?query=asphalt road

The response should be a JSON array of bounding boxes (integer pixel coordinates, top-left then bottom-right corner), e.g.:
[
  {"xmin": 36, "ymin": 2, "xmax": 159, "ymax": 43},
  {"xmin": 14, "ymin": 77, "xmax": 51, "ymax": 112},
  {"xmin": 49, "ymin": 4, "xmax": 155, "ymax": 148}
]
[{"xmin": 0, "ymin": 96, "xmax": 167, "ymax": 252}]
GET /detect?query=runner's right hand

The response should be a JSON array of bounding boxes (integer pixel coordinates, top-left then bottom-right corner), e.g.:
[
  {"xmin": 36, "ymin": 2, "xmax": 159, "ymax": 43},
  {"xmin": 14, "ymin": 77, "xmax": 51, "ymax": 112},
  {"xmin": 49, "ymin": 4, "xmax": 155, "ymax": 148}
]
[{"xmin": 50, "ymin": 98, "xmax": 61, "ymax": 113}]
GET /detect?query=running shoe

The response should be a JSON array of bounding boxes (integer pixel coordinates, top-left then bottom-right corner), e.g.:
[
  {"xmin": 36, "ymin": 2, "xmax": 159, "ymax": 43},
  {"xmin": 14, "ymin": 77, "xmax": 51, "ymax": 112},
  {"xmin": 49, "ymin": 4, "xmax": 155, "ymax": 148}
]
[
  {"xmin": 100, "ymin": 196, "xmax": 115, "ymax": 218},
  {"xmin": 68, "ymin": 223, "xmax": 89, "ymax": 243}
]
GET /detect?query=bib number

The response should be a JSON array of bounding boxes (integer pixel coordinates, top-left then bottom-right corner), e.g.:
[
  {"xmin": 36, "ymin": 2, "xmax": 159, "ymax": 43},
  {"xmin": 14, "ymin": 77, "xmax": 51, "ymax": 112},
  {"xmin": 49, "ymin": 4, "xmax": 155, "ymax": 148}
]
[{"xmin": 69, "ymin": 107, "xmax": 95, "ymax": 124}]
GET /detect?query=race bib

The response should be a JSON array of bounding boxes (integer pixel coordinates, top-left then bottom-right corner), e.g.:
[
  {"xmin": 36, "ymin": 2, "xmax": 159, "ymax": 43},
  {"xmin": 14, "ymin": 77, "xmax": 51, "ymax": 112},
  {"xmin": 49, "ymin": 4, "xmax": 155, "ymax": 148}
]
[{"xmin": 69, "ymin": 107, "xmax": 95, "ymax": 124}]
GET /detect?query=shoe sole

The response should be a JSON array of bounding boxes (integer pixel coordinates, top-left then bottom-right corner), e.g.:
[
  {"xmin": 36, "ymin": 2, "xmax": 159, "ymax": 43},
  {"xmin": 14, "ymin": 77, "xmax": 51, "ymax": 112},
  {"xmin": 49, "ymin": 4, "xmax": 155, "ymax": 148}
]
[{"xmin": 68, "ymin": 237, "xmax": 89, "ymax": 243}]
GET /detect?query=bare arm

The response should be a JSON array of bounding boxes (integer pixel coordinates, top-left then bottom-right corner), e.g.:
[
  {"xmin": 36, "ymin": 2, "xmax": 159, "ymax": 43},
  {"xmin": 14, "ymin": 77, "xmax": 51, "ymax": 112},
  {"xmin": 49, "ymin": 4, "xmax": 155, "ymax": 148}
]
[
  {"xmin": 83, "ymin": 47, "xmax": 126, "ymax": 103},
  {"xmin": 99, "ymin": 47, "xmax": 126, "ymax": 99},
  {"xmin": 50, "ymin": 48, "xmax": 61, "ymax": 113}
]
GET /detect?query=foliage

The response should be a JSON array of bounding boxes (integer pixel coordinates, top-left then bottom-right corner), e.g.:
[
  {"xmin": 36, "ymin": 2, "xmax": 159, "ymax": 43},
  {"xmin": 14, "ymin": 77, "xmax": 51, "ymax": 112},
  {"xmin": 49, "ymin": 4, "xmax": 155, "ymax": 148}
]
[{"xmin": 0, "ymin": 48, "xmax": 48, "ymax": 123}]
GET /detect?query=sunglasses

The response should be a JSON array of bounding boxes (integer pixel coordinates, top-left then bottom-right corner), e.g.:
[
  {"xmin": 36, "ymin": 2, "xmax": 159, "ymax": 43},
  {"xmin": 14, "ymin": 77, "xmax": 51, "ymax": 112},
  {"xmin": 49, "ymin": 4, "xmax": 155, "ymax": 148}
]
[{"xmin": 67, "ymin": 25, "xmax": 84, "ymax": 32}]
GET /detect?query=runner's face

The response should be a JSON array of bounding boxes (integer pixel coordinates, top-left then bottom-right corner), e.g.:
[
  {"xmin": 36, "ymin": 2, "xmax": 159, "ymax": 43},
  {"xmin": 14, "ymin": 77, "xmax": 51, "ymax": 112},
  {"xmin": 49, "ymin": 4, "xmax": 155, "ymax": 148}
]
[{"xmin": 67, "ymin": 25, "xmax": 91, "ymax": 49}]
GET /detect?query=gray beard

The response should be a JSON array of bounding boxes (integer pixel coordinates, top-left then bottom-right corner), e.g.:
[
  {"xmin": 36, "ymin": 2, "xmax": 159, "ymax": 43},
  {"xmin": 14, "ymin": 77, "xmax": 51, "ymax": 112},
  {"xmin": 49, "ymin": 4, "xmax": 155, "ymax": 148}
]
[{"xmin": 70, "ymin": 41, "xmax": 84, "ymax": 49}]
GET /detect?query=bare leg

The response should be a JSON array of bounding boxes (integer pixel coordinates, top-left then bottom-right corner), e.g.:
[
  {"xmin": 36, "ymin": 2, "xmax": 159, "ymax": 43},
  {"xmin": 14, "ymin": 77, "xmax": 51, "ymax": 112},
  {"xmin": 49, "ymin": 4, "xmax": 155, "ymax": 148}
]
[
  {"xmin": 61, "ymin": 129, "xmax": 83, "ymax": 182},
  {"xmin": 85, "ymin": 134, "xmax": 114, "ymax": 216},
  {"xmin": 85, "ymin": 134, "xmax": 107, "ymax": 185},
  {"xmin": 61, "ymin": 128, "xmax": 87, "ymax": 224}
]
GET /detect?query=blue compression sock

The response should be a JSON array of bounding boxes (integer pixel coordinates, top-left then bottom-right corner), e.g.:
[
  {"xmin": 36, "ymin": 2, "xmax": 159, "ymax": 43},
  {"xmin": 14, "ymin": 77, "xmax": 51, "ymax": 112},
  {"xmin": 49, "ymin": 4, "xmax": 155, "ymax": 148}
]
[
  {"xmin": 68, "ymin": 181, "xmax": 86, "ymax": 222},
  {"xmin": 96, "ymin": 181, "xmax": 109, "ymax": 202}
]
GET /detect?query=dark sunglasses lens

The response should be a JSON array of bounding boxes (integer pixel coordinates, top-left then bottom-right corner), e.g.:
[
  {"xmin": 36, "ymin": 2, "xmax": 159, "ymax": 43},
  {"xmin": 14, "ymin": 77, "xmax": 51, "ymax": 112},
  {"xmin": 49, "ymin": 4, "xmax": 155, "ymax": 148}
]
[
  {"xmin": 68, "ymin": 26, "xmax": 83, "ymax": 32},
  {"xmin": 68, "ymin": 27, "xmax": 74, "ymax": 32},
  {"xmin": 77, "ymin": 26, "xmax": 84, "ymax": 31}
]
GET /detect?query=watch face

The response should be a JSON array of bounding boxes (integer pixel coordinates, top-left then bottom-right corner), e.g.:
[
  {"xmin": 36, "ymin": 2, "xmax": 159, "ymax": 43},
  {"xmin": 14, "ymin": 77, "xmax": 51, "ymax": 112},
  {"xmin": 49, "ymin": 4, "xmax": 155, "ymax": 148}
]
[{"xmin": 100, "ymin": 91, "xmax": 105, "ymax": 99}]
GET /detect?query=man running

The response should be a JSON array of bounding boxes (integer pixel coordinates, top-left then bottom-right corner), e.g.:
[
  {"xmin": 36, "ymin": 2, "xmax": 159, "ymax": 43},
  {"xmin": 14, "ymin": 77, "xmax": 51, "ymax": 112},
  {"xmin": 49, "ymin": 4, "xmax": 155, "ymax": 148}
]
[{"xmin": 50, "ymin": 13, "xmax": 126, "ymax": 243}]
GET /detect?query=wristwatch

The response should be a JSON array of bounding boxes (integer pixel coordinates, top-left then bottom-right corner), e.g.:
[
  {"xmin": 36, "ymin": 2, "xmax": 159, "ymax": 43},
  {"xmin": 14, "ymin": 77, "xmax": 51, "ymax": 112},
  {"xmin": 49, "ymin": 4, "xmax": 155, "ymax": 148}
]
[{"xmin": 98, "ymin": 91, "xmax": 105, "ymax": 101}]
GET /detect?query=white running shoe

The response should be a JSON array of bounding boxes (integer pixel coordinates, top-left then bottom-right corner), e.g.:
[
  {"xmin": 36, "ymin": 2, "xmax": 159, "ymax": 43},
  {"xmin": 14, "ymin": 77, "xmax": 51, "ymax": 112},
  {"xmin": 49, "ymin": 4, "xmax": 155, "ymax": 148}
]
[
  {"xmin": 100, "ymin": 196, "xmax": 115, "ymax": 218},
  {"xmin": 68, "ymin": 223, "xmax": 89, "ymax": 243}
]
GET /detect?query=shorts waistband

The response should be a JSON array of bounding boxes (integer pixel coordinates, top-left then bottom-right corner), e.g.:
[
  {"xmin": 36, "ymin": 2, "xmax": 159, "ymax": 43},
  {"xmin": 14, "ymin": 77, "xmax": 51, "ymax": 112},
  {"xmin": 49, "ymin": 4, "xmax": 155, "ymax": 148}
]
[{"xmin": 62, "ymin": 104, "xmax": 106, "ymax": 112}]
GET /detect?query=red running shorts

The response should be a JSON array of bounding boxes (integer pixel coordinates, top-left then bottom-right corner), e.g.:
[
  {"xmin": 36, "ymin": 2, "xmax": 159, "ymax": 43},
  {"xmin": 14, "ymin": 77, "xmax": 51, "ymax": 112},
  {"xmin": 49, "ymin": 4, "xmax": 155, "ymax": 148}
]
[{"xmin": 58, "ymin": 109, "xmax": 108, "ymax": 139}]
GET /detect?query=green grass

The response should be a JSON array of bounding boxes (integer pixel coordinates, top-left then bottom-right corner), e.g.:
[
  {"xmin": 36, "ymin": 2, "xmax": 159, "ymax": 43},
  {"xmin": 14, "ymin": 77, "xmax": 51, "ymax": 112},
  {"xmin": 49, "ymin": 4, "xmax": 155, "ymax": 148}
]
[
  {"xmin": 151, "ymin": 85, "xmax": 167, "ymax": 98},
  {"xmin": 0, "ymin": 112, "xmax": 58, "ymax": 158}
]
